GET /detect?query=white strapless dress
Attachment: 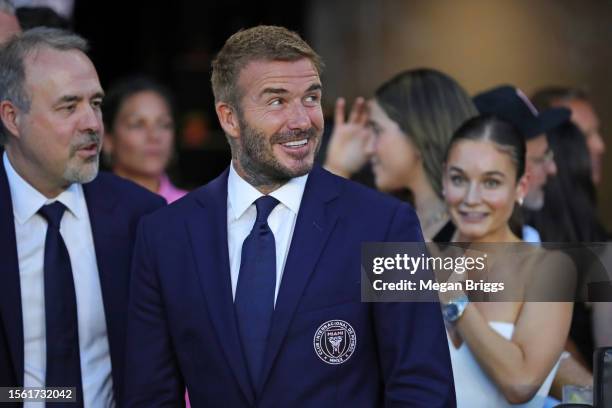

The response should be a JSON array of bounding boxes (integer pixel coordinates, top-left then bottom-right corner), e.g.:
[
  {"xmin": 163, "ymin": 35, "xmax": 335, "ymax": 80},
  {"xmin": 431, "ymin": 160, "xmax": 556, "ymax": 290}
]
[{"xmin": 448, "ymin": 322, "xmax": 560, "ymax": 408}]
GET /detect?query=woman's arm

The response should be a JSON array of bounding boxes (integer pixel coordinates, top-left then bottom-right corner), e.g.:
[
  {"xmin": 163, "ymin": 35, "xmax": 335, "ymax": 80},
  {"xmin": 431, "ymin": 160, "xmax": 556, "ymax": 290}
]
[{"xmin": 455, "ymin": 301, "xmax": 573, "ymax": 404}]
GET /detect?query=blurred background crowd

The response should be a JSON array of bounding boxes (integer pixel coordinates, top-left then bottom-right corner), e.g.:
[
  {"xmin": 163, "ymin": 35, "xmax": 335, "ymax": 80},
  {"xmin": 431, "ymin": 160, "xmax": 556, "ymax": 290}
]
[
  {"xmin": 2, "ymin": 1, "xmax": 611, "ymax": 212},
  {"xmin": 1, "ymin": 0, "xmax": 611, "ymax": 406}
]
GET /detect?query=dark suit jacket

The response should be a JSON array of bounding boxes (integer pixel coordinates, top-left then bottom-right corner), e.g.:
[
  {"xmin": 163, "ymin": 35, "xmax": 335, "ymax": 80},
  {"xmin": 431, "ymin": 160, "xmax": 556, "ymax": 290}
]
[
  {"xmin": 0, "ymin": 158, "xmax": 165, "ymax": 407},
  {"xmin": 126, "ymin": 165, "xmax": 455, "ymax": 407}
]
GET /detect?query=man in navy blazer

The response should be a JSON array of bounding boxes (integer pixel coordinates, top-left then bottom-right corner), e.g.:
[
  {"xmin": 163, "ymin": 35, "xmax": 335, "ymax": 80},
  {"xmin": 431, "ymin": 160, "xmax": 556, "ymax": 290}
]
[
  {"xmin": 0, "ymin": 28, "xmax": 164, "ymax": 406},
  {"xmin": 126, "ymin": 26, "xmax": 455, "ymax": 407}
]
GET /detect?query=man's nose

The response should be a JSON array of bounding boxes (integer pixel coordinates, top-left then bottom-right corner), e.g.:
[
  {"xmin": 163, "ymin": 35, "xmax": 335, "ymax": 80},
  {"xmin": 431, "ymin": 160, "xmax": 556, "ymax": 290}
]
[
  {"xmin": 80, "ymin": 104, "xmax": 102, "ymax": 133},
  {"xmin": 287, "ymin": 102, "xmax": 310, "ymax": 131}
]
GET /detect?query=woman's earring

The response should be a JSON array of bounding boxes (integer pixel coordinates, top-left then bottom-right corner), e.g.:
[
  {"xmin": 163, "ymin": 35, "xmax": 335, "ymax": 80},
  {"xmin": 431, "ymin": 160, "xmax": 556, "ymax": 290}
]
[{"xmin": 517, "ymin": 197, "xmax": 524, "ymax": 206}]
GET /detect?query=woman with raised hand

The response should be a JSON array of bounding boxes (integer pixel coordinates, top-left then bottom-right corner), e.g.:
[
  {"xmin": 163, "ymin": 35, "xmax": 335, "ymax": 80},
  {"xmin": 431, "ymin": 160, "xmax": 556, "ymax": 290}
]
[
  {"xmin": 441, "ymin": 114, "xmax": 574, "ymax": 407},
  {"xmin": 324, "ymin": 68, "xmax": 477, "ymax": 241}
]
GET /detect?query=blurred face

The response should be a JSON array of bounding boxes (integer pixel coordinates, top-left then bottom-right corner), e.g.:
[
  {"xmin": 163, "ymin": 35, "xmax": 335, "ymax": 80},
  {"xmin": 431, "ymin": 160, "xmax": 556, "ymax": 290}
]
[
  {"xmin": 563, "ymin": 99, "xmax": 605, "ymax": 185},
  {"xmin": 0, "ymin": 11, "xmax": 20, "ymax": 44},
  {"xmin": 6, "ymin": 47, "xmax": 104, "ymax": 197},
  {"xmin": 366, "ymin": 100, "xmax": 421, "ymax": 192},
  {"xmin": 104, "ymin": 91, "xmax": 174, "ymax": 179},
  {"xmin": 226, "ymin": 58, "xmax": 323, "ymax": 187},
  {"xmin": 524, "ymin": 134, "xmax": 556, "ymax": 210},
  {"xmin": 443, "ymin": 139, "xmax": 525, "ymax": 242}
]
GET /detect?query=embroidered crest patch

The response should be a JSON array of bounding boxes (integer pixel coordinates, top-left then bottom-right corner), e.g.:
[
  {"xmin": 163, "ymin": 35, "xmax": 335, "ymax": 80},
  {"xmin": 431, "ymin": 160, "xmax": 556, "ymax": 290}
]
[{"xmin": 313, "ymin": 319, "xmax": 356, "ymax": 365}]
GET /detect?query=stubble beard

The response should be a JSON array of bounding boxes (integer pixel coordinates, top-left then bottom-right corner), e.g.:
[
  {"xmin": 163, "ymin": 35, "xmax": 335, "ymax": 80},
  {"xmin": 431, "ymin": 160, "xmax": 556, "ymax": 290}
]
[
  {"xmin": 233, "ymin": 114, "xmax": 321, "ymax": 190},
  {"xmin": 523, "ymin": 186, "xmax": 544, "ymax": 210},
  {"xmin": 63, "ymin": 131, "xmax": 102, "ymax": 185}
]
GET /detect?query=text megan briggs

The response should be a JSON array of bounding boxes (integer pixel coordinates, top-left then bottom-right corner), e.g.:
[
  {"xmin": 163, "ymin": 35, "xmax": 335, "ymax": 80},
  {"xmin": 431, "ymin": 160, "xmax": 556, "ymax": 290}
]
[{"xmin": 372, "ymin": 279, "xmax": 505, "ymax": 293}]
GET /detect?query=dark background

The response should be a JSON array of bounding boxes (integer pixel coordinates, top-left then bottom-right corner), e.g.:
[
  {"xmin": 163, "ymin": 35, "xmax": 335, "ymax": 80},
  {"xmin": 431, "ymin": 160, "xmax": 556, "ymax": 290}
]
[
  {"xmin": 60, "ymin": 0, "xmax": 612, "ymax": 228},
  {"xmin": 73, "ymin": 0, "xmax": 308, "ymax": 187}
]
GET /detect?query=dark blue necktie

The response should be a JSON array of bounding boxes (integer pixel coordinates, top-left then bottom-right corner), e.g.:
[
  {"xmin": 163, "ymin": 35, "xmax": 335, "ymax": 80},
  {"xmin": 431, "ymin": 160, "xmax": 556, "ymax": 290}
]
[
  {"xmin": 235, "ymin": 195, "xmax": 279, "ymax": 392},
  {"xmin": 38, "ymin": 202, "xmax": 84, "ymax": 407}
]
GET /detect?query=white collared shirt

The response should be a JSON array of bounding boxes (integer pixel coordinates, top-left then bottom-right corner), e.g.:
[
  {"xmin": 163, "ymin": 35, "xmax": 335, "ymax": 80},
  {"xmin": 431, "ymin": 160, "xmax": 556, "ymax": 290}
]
[
  {"xmin": 227, "ymin": 162, "xmax": 308, "ymax": 305},
  {"xmin": 3, "ymin": 153, "xmax": 115, "ymax": 408}
]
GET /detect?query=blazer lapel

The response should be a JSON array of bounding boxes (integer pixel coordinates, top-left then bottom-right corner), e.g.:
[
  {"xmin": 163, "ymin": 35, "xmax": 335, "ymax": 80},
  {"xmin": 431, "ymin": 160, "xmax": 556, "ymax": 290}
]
[
  {"xmin": 83, "ymin": 178, "xmax": 120, "ymax": 313},
  {"xmin": 258, "ymin": 166, "xmax": 340, "ymax": 393},
  {"xmin": 0, "ymin": 157, "xmax": 24, "ymax": 384},
  {"xmin": 186, "ymin": 169, "xmax": 255, "ymax": 405},
  {"xmin": 82, "ymin": 178, "xmax": 126, "ymax": 400}
]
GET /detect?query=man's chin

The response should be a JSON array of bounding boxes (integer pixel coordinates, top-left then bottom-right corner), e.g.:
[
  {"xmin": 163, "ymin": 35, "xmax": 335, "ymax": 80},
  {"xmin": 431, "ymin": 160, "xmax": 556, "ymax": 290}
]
[
  {"xmin": 274, "ymin": 154, "xmax": 315, "ymax": 176},
  {"xmin": 64, "ymin": 162, "xmax": 99, "ymax": 184},
  {"xmin": 523, "ymin": 190, "xmax": 544, "ymax": 210}
]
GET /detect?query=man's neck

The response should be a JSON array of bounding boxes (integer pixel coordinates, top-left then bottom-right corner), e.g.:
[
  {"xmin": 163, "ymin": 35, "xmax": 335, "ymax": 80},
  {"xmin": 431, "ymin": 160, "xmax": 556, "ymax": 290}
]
[
  {"xmin": 5, "ymin": 148, "xmax": 67, "ymax": 198},
  {"xmin": 231, "ymin": 160, "xmax": 288, "ymax": 195}
]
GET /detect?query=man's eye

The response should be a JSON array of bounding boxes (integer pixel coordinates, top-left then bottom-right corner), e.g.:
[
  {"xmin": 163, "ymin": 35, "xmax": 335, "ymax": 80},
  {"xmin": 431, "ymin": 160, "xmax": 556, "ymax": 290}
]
[
  {"xmin": 92, "ymin": 100, "xmax": 102, "ymax": 109},
  {"xmin": 270, "ymin": 99, "xmax": 283, "ymax": 106},
  {"xmin": 304, "ymin": 95, "xmax": 320, "ymax": 104},
  {"xmin": 62, "ymin": 105, "xmax": 76, "ymax": 113}
]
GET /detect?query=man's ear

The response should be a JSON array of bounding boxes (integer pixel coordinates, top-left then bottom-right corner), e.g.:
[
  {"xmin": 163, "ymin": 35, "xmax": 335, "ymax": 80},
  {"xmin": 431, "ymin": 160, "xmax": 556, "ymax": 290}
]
[
  {"xmin": 0, "ymin": 100, "xmax": 21, "ymax": 139},
  {"xmin": 215, "ymin": 101, "xmax": 240, "ymax": 141}
]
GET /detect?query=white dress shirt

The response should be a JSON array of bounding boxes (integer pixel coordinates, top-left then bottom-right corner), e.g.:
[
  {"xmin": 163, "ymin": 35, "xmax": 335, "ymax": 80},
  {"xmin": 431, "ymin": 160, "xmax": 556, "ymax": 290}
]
[
  {"xmin": 4, "ymin": 153, "xmax": 115, "ymax": 408},
  {"xmin": 227, "ymin": 162, "xmax": 308, "ymax": 305}
]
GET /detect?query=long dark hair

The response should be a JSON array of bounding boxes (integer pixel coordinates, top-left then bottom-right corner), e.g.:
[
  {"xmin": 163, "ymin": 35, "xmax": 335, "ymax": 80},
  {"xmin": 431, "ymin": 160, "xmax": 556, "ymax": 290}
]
[
  {"xmin": 375, "ymin": 68, "xmax": 478, "ymax": 198},
  {"xmin": 528, "ymin": 121, "xmax": 608, "ymax": 242}
]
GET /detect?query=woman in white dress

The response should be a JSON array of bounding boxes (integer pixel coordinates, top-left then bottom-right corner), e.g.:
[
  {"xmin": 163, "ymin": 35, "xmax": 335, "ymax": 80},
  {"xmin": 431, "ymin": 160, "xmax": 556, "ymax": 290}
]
[{"xmin": 440, "ymin": 115, "xmax": 574, "ymax": 407}]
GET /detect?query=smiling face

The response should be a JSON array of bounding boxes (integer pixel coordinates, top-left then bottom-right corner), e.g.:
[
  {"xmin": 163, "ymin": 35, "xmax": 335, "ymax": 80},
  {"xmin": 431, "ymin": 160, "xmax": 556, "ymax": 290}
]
[
  {"xmin": 5, "ymin": 47, "xmax": 104, "ymax": 197},
  {"xmin": 366, "ymin": 99, "xmax": 421, "ymax": 192},
  {"xmin": 217, "ymin": 58, "xmax": 323, "ymax": 190},
  {"xmin": 443, "ymin": 139, "xmax": 526, "ymax": 242},
  {"xmin": 104, "ymin": 90, "xmax": 174, "ymax": 179}
]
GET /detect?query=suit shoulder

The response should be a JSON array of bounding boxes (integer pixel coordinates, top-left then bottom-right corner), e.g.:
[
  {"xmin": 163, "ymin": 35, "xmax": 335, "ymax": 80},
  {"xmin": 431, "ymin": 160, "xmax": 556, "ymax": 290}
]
[
  {"xmin": 90, "ymin": 172, "xmax": 166, "ymax": 208},
  {"xmin": 140, "ymin": 184, "xmax": 204, "ymax": 224},
  {"xmin": 327, "ymin": 171, "xmax": 413, "ymax": 213}
]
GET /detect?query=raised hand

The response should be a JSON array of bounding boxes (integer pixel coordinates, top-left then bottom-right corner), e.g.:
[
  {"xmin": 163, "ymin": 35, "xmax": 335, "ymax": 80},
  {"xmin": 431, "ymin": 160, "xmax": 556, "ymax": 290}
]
[{"xmin": 324, "ymin": 97, "xmax": 371, "ymax": 178}]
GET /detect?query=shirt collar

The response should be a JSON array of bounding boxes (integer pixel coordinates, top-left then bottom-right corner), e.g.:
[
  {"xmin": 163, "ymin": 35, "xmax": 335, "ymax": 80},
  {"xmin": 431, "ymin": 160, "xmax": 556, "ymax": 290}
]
[
  {"xmin": 4, "ymin": 151, "xmax": 87, "ymax": 224},
  {"xmin": 227, "ymin": 161, "xmax": 308, "ymax": 220}
]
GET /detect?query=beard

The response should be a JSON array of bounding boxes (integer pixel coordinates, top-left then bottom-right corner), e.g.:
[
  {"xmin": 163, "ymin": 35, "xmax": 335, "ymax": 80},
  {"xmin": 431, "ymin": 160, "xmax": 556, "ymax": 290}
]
[
  {"xmin": 523, "ymin": 187, "xmax": 544, "ymax": 210},
  {"xmin": 63, "ymin": 131, "xmax": 102, "ymax": 184},
  {"xmin": 234, "ymin": 113, "xmax": 321, "ymax": 187}
]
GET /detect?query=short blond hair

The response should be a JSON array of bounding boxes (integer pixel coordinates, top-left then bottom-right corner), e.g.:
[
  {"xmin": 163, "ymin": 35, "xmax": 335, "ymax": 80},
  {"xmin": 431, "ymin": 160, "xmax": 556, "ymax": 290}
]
[{"xmin": 211, "ymin": 25, "xmax": 323, "ymax": 107}]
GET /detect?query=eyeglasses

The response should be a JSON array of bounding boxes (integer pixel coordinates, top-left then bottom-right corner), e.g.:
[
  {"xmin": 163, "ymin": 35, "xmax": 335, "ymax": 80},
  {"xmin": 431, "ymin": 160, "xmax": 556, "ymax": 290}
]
[{"xmin": 528, "ymin": 149, "xmax": 554, "ymax": 166}]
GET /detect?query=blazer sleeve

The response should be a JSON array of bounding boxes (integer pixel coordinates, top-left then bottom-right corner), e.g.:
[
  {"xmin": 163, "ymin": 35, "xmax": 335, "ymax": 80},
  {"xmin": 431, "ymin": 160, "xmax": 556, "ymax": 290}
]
[
  {"xmin": 373, "ymin": 202, "xmax": 457, "ymax": 407},
  {"xmin": 125, "ymin": 217, "xmax": 185, "ymax": 407}
]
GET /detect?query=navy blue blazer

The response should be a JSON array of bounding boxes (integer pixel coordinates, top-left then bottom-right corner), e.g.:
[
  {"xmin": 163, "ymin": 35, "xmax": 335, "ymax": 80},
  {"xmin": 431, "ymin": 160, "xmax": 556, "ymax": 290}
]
[
  {"xmin": 0, "ymin": 157, "xmax": 165, "ymax": 407},
  {"xmin": 126, "ymin": 165, "xmax": 455, "ymax": 407}
]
